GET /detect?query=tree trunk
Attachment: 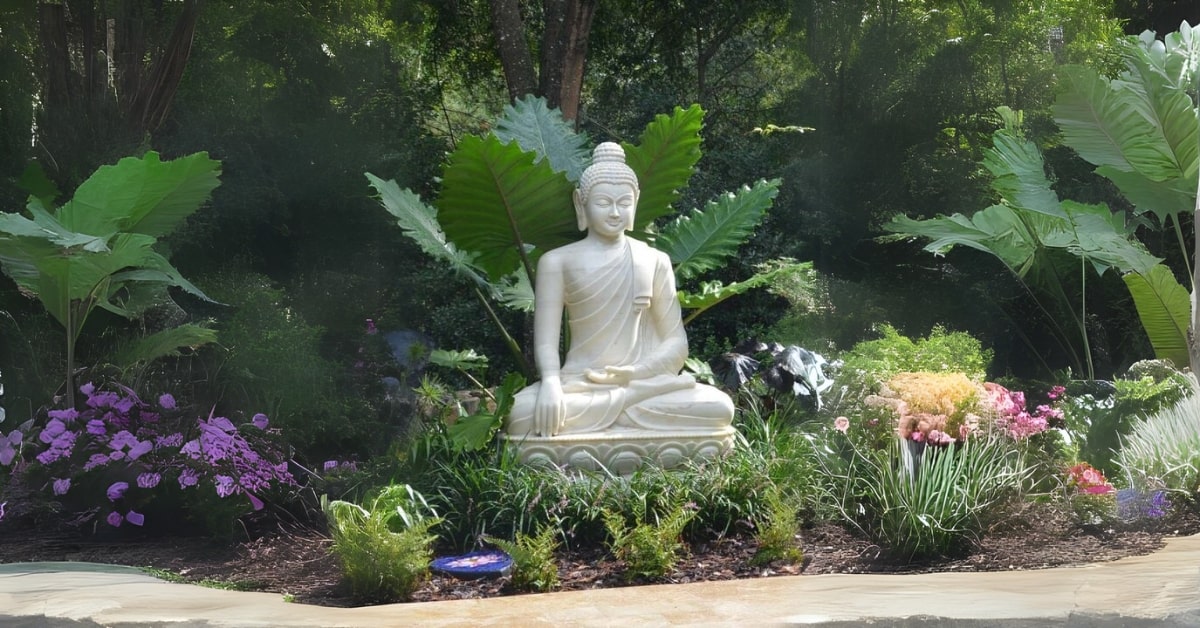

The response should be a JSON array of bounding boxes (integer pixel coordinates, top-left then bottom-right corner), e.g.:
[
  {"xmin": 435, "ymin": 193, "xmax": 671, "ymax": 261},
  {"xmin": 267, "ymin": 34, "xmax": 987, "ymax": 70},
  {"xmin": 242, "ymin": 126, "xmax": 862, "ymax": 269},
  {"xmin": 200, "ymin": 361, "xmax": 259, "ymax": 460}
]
[
  {"xmin": 489, "ymin": 0, "xmax": 538, "ymax": 101},
  {"xmin": 540, "ymin": 0, "xmax": 596, "ymax": 122},
  {"xmin": 489, "ymin": 0, "xmax": 595, "ymax": 122},
  {"xmin": 124, "ymin": 0, "xmax": 203, "ymax": 131}
]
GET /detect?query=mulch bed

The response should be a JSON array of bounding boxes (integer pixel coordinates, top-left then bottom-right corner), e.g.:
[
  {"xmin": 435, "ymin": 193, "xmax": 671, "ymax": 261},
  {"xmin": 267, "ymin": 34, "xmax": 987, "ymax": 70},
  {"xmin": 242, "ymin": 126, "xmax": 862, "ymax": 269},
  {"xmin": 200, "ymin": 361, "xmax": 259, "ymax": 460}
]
[{"xmin": 2, "ymin": 501, "xmax": 1196, "ymax": 608}]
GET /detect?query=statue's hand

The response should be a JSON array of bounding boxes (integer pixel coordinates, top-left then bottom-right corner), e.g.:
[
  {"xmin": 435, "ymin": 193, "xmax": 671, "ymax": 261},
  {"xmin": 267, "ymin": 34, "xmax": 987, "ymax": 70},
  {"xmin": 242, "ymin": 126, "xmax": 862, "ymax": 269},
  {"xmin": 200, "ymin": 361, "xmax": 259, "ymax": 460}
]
[
  {"xmin": 534, "ymin": 378, "xmax": 565, "ymax": 437},
  {"xmin": 585, "ymin": 365, "xmax": 638, "ymax": 386}
]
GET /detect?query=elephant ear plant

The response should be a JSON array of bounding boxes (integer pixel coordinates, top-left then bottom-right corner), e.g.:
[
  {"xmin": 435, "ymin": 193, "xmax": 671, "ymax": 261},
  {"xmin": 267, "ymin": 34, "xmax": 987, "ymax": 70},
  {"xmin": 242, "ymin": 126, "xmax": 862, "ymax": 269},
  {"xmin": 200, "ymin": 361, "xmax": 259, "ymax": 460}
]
[
  {"xmin": 0, "ymin": 152, "xmax": 221, "ymax": 405},
  {"xmin": 368, "ymin": 96, "xmax": 798, "ymax": 377}
]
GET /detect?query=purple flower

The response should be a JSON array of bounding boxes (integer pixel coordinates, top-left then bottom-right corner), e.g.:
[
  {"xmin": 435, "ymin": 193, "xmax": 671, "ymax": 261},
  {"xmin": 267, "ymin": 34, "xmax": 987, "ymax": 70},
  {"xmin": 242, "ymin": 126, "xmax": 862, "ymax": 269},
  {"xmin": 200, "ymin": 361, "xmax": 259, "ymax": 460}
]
[
  {"xmin": 52, "ymin": 478, "xmax": 71, "ymax": 495},
  {"xmin": 47, "ymin": 408, "xmax": 79, "ymax": 422},
  {"xmin": 158, "ymin": 393, "xmax": 176, "ymax": 410},
  {"xmin": 39, "ymin": 419, "xmax": 67, "ymax": 443},
  {"xmin": 251, "ymin": 413, "xmax": 269, "ymax": 430},
  {"xmin": 127, "ymin": 440, "xmax": 153, "ymax": 461},
  {"xmin": 156, "ymin": 432, "xmax": 183, "ymax": 448},
  {"xmin": 246, "ymin": 492, "xmax": 264, "ymax": 511},
  {"xmin": 214, "ymin": 475, "xmax": 237, "ymax": 498},
  {"xmin": 178, "ymin": 468, "xmax": 199, "ymax": 488},
  {"xmin": 137, "ymin": 472, "xmax": 161, "ymax": 489},
  {"xmin": 86, "ymin": 391, "xmax": 119, "ymax": 409},
  {"xmin": 84, "ymin": 453, "xmax": 111, "ymax": 471},
  {"xmin": 125, "ymin": 510, "xmax": 145, "ymax": 526},
  {"xmin": 106, "ymin": 481, "xmax": 129, "ymax": 501},
  {"xmin": 0, "ymin": 430, "xmax": 21, "ymax": 466},
  {"xmin": 109, "ymin": 430, "xmax": 138, "ymax": 451},
  {"xmin": 86, "ymin": 420, "xmax": 107, "ymax": 436},
  {"xmin": 323, "ymin": 460, "xmax": 339, "ymax": 472},
  {"xmin": 0, "ymin": 501, "xmax": 5, "ymax": 521},
  {"xmin": 79, "ymin": 382, "xmax": 95, "ymax": 396},
  {"xmin": 106, "ymin": 511, "xmax": 123, "ymax": 527},
  {"xmin": 112, "ymin": 396, "xmax": 135, "ymax": 415}
]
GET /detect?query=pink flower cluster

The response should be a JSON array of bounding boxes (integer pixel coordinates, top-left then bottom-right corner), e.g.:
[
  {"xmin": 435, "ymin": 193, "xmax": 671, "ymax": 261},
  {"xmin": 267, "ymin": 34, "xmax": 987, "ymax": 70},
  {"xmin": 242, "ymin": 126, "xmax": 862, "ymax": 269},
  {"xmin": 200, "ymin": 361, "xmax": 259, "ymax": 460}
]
[
  {"xmin": 983, "ymin": 383, "xmax": 1058, "ymax": 439},
  {"xmin": 1067, "ymin": 462, "xmax": 1114, "ymax": 495}
]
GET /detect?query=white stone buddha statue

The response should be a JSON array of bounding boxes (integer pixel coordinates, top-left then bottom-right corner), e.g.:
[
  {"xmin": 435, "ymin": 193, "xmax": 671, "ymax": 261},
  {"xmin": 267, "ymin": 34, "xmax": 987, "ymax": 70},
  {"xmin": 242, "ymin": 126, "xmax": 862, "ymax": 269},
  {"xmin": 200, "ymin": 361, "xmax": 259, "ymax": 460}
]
[{"xmin": 505, "ymin": 142, "xmax": 734, "ymax": 471}]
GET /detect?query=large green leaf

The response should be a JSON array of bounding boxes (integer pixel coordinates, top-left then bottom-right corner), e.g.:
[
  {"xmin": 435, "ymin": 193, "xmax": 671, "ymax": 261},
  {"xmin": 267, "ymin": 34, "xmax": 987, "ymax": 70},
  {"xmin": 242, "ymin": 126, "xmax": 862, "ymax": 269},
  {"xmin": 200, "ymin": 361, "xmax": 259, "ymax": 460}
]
[
  {"xmin": 493, "ymin": 95, "xmax": 590, "ymax": 182},
  {"xmin": 112, "ymin": 323, "xmax": 218, "ymax": 368},
  {"xmin": 982, "ymin": 110, "xmax": 1065, "ymax": 219},
  {"xmin": 656, "ymin": 179, "xmax": 780, "ymax": 280},
  {"xmin": 678, "ymin": 261, "xmax": 806, "ymax": 324},
  {"xmin": 57, "ymin": 151, "xmax": 221, "ymax": 237},
  {"xmin": 366, "ymin": 173, "xmax": 488, "ymax": 289},
  {"xmin": 1054, "ymin": 63, "xmax": 1198, "ymax": 223},
  {"xmin": 1063, "ymin": 200, "xmax": 1160, "ymax": 275},
  {"xmin": 33, "ymin": 233, "xmax": 159, "ymax": 332},
  {"xmin": 623, "ymin": 104, "xmax": 704, "ymax": 228},
  {"xmin": 1124, "ymin": 264, "xmax": 1191, "ymax": 367},
  {"xmin": 438, "ymin": 134, "xmax": 578, "ymax": 281}
]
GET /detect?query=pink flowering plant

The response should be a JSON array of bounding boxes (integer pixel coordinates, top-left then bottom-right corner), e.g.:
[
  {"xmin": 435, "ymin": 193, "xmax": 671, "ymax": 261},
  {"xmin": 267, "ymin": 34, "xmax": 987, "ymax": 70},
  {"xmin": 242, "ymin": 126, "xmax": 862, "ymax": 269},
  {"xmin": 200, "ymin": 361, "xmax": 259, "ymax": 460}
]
[
  {"xmin": 983, "ymin": 382, "xmax": 1061, "ymax": 440},
  {"xmin": 7, "ymin": 381, "xmax": 296, "ymax": 533},
  {"xmin": 1066, "ymin": 461, "xmax": 1117, "ymax": 525}
]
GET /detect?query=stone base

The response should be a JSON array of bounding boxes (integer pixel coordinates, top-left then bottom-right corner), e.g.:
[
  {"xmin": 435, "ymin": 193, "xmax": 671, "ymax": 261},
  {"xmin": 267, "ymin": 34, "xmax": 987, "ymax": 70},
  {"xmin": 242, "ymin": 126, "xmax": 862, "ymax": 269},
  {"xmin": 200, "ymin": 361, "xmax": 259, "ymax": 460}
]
[{"xmin": 504, "ymin": 427, "xmax": 736, "ymax": 475}]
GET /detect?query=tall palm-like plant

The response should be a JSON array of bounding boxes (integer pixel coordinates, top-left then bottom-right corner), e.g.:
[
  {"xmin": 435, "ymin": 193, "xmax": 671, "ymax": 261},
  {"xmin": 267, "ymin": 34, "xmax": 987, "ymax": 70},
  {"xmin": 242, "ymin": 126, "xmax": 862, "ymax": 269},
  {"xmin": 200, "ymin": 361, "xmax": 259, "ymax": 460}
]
[
  {"xmin": 1053, "ymin": 22, "xmax": 1199, "ymax": 372},
  {"xmin": 890, "ymin": 24, "xmax": 1200, "ymax": 376},
  {"xmin": 0, "ymin": 153, "xmax": 220, "ymax": 404},
  {"xmin": 369, "ymin": 96, "xmax": 791, "ymax": 378},
  {"xmin": 888, "ymin": 108, "xmax": 1160, "ymax": 378}
]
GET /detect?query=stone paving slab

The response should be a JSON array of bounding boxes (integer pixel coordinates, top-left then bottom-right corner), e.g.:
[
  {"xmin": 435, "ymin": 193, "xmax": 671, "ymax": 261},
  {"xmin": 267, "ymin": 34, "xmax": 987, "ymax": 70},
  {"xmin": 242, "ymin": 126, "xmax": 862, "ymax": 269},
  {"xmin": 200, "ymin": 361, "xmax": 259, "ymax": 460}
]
[{"xmin": 1, "ymin": 533, "xmax": 1198, "ymax": 627}]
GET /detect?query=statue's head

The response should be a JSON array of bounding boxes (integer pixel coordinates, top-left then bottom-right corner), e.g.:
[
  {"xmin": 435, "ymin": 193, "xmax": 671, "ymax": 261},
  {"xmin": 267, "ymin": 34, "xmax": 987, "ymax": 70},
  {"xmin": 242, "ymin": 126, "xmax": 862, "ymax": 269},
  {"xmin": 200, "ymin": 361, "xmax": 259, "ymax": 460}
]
[{"xmin": 574, "ymin": 142, "xmax": 640, "ymax": 233}]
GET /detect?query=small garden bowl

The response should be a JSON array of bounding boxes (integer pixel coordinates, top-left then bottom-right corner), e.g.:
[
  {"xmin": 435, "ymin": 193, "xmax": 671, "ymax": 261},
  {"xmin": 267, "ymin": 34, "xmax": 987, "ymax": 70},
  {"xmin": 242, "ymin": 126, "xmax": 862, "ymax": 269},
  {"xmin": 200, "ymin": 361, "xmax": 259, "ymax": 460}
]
[{"xmin": 431, "ymin": 550, "xmax": 514, "ymax": 579}]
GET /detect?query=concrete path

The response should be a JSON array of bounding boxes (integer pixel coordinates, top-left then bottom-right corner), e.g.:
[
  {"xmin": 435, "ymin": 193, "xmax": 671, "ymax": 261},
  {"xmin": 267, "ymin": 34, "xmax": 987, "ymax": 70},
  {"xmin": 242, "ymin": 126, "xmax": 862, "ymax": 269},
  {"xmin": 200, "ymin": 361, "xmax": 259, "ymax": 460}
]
[{"xmin": 2, "ymin": 534, "xmax": 1199, "ymax": 627}]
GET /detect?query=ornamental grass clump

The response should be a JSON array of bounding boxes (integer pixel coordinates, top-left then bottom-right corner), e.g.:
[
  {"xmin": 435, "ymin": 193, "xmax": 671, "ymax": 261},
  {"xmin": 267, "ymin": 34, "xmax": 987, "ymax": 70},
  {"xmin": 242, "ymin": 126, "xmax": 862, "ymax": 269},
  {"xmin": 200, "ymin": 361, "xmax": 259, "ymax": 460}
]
[
  {"xmin": 1116, "ymin": 378, "xmax": 1200, "ymax": 499},
  {"xmin": 323, "ymin": 484, "xmax": 441, "ymax": 602},
  {"xmin": 821, "ymin": 433, "xmax": 1031, "ymax": 560},
  {"xmin": 6, "ymin": 381, "xmax": 295, "ymax": 533}
]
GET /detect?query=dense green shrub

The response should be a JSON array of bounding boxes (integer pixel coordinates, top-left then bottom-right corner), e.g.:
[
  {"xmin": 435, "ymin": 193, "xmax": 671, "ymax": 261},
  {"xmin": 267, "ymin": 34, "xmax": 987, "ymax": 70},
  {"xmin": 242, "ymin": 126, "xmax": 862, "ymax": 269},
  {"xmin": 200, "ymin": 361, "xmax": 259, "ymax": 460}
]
[
  {"xmin": 824, "ymin": 324, "xmax": 993, "ymax": 424},
  {"xmin": 1062, "ymin": 367, "xmax": 1192, "ymax": 474},
  {"xmin": 202, "ymin": 272, "xmax": 384, "ymax": 460}
]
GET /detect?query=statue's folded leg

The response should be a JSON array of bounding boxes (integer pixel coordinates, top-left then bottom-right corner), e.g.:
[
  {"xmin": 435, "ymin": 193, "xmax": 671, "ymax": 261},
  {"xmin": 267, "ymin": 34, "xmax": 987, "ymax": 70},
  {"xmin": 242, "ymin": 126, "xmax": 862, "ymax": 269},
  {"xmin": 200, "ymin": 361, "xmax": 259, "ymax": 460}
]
[{"xmin": 621, "ymin": 383, "xmax": 734, "ymax": 431}]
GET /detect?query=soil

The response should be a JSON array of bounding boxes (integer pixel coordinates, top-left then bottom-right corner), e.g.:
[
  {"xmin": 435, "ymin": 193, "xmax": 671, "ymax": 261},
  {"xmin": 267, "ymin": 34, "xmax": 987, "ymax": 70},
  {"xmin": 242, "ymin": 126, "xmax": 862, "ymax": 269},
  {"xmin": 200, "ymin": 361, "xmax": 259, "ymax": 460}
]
[{"xmin": 2, "ymin": 502, "xmax": 1198, "ymax": 608}]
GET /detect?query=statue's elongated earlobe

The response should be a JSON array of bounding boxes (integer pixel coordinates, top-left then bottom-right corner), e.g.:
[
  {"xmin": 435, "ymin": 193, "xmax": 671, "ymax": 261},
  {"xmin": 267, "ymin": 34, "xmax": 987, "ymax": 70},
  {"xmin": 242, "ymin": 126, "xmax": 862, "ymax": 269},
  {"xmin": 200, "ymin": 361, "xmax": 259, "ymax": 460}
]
[{"xmin": 573, "ymin": 189, "xmax": 588, "ymax": 231}]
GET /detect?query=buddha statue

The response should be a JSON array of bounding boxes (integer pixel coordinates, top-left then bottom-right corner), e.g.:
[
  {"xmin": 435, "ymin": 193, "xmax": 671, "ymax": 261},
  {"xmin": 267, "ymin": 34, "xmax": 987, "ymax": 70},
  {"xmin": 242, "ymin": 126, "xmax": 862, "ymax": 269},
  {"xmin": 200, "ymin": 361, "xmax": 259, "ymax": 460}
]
[{"xmin": 504, "ymin": 142, "xmax": 735, "ymax": 472}]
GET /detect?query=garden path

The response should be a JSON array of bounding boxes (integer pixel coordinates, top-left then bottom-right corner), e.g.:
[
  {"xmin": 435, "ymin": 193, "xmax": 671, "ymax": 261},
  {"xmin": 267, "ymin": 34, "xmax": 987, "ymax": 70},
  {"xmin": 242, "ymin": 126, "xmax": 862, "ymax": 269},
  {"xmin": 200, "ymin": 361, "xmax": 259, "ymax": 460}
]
[{"xmin": 2, "ymin": 533, "xmax": 1199, "ymax": 627}]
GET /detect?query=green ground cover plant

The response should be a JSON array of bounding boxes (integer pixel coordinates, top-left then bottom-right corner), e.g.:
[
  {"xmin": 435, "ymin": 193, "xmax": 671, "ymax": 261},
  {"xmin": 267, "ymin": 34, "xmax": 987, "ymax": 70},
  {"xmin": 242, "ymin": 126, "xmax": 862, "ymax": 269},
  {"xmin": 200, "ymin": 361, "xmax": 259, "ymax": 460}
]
[
  {"xmin": 485, "ymin": 524, "xmax": 561, "ymax": 592},
  {"xmin": 322, "ymin": 484, "xmax": 441, "ymax": 602},
  {"xmin": 604, "ymin": 498, "xmax": 697, "ymax": 581}
]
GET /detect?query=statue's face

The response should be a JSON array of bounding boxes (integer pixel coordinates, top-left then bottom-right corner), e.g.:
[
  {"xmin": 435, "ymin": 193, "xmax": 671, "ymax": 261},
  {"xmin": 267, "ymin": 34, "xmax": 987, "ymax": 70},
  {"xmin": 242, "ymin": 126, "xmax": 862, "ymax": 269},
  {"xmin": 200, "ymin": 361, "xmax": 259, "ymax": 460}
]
[{"xmin": 580, "ymin": 181, "xmax": 637, "ymax": 239}]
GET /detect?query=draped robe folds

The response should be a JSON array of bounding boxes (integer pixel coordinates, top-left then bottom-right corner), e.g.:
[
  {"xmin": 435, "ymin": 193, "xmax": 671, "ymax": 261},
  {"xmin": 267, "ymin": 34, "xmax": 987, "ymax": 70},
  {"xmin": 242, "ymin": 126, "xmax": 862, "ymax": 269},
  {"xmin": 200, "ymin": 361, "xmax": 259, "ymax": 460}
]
[{"xmin": 507, "ymin": 238, "xmax": 734, "ymax": 436}]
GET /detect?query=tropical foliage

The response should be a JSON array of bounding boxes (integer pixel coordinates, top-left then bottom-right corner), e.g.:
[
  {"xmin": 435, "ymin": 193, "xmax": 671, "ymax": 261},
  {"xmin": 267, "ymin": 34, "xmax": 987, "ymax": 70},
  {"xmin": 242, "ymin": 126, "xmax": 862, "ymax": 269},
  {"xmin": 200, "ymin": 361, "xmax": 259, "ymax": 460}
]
[
  {"xmin": 0, "ymin": 154, "xmax": 220, "ymax": 402},
  {"xmin": 370, "ymin": 96, "xmax": 796, "ymax": 375}
]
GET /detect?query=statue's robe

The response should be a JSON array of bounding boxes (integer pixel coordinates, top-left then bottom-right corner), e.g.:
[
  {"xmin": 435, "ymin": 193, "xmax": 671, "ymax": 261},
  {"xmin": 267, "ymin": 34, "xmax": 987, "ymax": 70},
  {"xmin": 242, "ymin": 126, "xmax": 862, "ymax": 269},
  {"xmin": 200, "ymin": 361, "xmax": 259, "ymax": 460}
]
[{"xmin": 507, "ymin": 238, "xmax": 733, "ymax": 435}]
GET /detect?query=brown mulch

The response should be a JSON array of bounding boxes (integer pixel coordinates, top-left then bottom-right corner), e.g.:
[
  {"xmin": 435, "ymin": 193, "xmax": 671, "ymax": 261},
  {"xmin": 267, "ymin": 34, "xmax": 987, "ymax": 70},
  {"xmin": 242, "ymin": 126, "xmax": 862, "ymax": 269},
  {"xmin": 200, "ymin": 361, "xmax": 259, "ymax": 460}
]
[{"xmin": 1, "ymin": 503, "xmax": 1197, "ymax": 608}]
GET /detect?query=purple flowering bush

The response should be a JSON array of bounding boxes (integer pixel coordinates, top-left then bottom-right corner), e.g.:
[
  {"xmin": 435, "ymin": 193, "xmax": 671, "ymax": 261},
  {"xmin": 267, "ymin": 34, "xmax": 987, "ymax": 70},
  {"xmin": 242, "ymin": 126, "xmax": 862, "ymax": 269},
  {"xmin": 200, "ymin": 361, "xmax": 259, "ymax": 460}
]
[{"xmin": 2, "ymin": 381, "xmax": 296, "ymax": 535}]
